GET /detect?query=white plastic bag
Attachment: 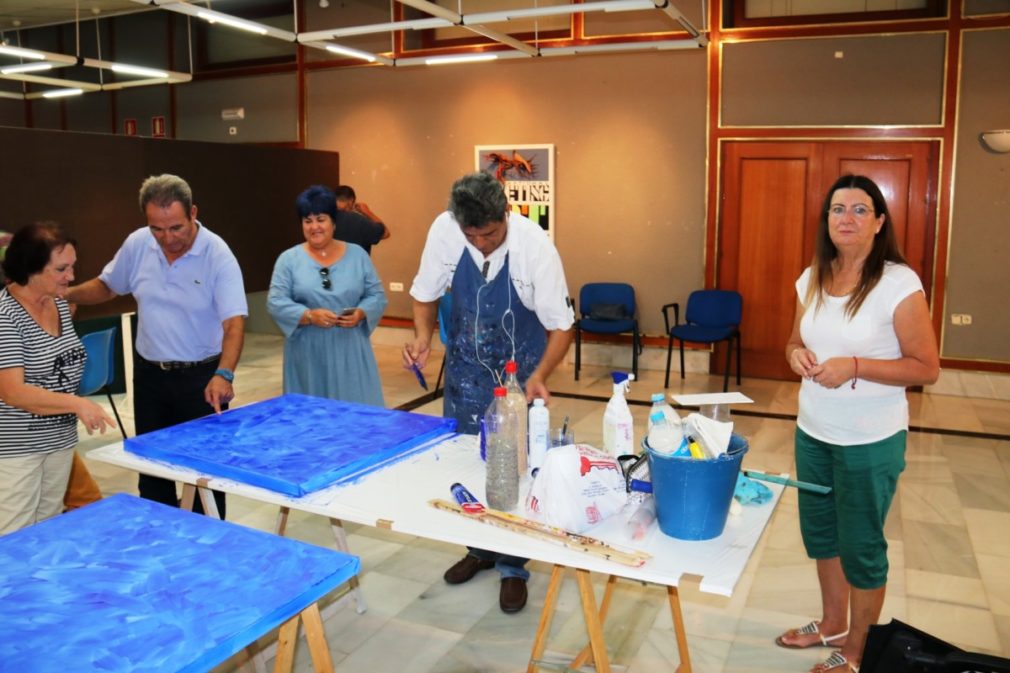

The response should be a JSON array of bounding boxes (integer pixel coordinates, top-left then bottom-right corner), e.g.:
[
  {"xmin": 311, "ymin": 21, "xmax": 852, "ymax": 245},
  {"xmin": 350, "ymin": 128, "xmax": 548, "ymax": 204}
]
[{"xmin": 525, "ymin": 444, "xmax": 628, "ymax": 533}]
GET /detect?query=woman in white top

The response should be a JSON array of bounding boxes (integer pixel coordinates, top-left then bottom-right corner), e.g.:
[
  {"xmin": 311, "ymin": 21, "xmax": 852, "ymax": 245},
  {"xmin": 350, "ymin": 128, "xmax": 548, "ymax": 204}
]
[
  {"xmin": 0, "ymin": 222, "xmax": 115, "ymax": 535},
  {"xmin": 778, "ymin": 175, "xmax": 939, "ymax": 673}
]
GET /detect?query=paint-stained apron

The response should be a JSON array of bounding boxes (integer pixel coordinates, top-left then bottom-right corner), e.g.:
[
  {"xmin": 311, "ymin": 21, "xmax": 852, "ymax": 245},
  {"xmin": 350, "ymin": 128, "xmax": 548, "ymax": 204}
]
[{"xmin": 444, "ymin": 250, "xmax": 547, "ymax": 435}]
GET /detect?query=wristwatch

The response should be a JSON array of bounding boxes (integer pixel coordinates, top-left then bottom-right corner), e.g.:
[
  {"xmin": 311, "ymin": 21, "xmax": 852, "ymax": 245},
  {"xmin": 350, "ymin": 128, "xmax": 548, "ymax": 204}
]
[{"xmin": 214, "ymin": 368, "xmax": 235, "ymax": 383}]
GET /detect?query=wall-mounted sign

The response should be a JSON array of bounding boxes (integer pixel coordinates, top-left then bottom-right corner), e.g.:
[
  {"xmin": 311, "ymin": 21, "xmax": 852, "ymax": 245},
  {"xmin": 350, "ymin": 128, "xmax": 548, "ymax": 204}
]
[
  {"xmin": 123, "ymin": 118, "xmax": 137, "ymax": 136},
  {"xmin": 475, "ymin": 144, "xmax": 555, "ymax": 241},
  {"xmin": 151, "ymin": 116, "xmax": 166, "ymax": 138}
]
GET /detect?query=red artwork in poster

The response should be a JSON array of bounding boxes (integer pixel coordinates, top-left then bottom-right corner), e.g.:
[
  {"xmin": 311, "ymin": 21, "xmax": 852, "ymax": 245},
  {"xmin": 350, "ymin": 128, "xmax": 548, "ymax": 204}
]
[
  {"xmin": 123, "ymin": 118, "xmax": 137, "ymax": 136},
  {"xmin": 152, "ymin": 116, "xmax": 166, "ymax": 138}
]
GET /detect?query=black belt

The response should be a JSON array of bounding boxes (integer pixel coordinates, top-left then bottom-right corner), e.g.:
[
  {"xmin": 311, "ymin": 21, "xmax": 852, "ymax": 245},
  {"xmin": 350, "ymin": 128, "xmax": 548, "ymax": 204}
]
[{"xmin": 141, "ymin": 354, "xmax": 220, "ymax": 371}]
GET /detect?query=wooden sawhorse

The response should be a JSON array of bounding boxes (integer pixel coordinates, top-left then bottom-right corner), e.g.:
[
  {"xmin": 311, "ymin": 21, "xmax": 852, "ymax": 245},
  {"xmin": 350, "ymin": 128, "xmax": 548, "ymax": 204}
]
[{"xmin": 527, "ymin": 565, "xmax": 692, "ymax": 673}]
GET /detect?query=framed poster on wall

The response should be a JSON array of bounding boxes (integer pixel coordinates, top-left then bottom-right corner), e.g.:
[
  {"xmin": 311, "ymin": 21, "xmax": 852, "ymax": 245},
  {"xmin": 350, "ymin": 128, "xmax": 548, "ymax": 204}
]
[{"xmin": 475, "ymin": 144, "xmax": 555, "ymax": 240}]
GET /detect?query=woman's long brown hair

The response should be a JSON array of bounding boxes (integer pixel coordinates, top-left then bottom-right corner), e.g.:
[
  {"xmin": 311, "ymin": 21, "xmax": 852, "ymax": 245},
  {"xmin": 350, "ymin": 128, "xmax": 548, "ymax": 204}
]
[{"xmin": 804, "ymin": 175, "xmax": 907, "ymax": 319}]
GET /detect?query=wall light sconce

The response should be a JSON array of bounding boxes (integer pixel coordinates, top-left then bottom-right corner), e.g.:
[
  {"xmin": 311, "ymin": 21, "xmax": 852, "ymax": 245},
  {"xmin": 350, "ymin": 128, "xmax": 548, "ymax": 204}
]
[{"xmin": 980, "ymin": 130, "xmax": 1010, "ymax": 153}]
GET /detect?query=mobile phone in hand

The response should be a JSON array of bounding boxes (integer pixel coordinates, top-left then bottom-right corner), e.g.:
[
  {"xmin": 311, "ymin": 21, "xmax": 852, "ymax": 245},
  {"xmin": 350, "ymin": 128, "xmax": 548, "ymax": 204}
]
[{"xmin": 341, "ymin": 307, "xmax": 356, "ymax": 316}]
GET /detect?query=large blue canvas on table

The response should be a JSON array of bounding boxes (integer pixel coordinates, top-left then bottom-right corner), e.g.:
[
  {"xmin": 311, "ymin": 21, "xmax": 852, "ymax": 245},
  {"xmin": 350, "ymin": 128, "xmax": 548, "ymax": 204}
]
[
  {"xmin": 125, "ymin": 393, "xmax": 457, "ymax": 496},
  {"xmin": 0, "ymin": 494, "xmax": 359, "ymax": 673}
]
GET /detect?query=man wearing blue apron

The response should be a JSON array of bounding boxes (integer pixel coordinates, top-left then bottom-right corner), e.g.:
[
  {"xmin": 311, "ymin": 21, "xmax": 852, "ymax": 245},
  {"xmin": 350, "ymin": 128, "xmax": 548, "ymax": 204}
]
[{"xmin": 405, "ymin": 172, "xmax": 574, "ymax": 613}]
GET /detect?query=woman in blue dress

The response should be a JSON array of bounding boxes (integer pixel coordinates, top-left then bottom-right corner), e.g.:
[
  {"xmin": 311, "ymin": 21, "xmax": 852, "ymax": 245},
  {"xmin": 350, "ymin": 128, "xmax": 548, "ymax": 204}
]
[{"xmin": 267, "ymin": 186, "xmax": 387, "ymax": 406}]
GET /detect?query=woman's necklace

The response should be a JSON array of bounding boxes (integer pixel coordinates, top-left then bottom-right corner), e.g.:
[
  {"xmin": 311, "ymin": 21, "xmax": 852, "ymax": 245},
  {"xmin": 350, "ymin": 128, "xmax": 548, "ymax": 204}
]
[{"xmin": 308, "ymin": 240, "xmax": 335, "ymax": 261}]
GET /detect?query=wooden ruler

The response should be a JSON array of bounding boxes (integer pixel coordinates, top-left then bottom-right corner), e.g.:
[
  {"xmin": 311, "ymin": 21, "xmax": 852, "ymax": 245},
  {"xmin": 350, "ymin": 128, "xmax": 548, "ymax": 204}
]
[{"xmin": 429, "ymin": 499, "xmax": 651, "ymax": 567}]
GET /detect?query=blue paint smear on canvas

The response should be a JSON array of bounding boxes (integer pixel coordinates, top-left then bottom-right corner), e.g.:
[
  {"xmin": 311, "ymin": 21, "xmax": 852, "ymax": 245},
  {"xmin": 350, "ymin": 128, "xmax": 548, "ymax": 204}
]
[
  {"xmin": 0, "ymin": 494, "xmax": 359, "ymax": 673},
  {"xmin": 124, "ymin": 393, "xmax": 458, "ymax": 496}
]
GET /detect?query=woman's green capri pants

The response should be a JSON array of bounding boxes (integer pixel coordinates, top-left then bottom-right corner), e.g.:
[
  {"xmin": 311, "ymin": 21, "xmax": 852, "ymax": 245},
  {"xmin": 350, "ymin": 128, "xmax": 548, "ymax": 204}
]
[{"xmin": 795, "ymin": 427, "xmax": 906, "ymax": 589}]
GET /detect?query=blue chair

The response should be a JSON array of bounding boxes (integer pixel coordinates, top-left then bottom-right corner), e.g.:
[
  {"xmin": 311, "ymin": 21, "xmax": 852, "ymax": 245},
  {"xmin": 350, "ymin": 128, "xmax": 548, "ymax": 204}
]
[
  {"xmin": 662, "ymin": 290, "xmax": 742, "ymax": 392},
  {"xmin": 433, "ymin": 292, "xmax": 452, "ymax": 394},
  {"xmin": 79, "ymin": 326, "xmax": 127, "ymax": 439},
  {"xmin": 574, "ymin": 283, "xmax": 640, "ymax": 381}
]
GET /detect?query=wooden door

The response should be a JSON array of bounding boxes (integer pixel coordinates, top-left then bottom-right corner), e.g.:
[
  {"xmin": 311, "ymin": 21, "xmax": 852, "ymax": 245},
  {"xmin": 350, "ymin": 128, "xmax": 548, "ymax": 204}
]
[{"xmin": 718, "ymin": 141, "xmax": 938, "ymax": 380}]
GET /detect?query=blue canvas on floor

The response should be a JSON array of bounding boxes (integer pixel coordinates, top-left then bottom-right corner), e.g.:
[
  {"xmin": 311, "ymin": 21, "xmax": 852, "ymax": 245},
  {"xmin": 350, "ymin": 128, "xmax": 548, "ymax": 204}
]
[
  {"xmin": 0, "ymin": 494, "xmax": 359, "ymax": 673},
  {"xmin": 125, "ymin": 393, "xmax": 457, "ymax": 496}
]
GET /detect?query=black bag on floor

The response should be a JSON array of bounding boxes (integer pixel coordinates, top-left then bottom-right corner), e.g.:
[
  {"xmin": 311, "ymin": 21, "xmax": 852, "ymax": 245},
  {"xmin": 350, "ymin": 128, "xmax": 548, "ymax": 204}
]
[{"xmin": 862, "ymin": 619, "xmax": 1010, "ymax": 672}]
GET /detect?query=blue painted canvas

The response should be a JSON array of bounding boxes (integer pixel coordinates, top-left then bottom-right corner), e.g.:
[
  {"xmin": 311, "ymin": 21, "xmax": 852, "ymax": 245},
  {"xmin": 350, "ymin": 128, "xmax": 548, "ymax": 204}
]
[
  {"xmin": 125, "ymin": 393, "xmax": 457, "ymax": 496},
  {"xmin": 0, "ymin": 494, "xmax": 359, "ymax": 673}
]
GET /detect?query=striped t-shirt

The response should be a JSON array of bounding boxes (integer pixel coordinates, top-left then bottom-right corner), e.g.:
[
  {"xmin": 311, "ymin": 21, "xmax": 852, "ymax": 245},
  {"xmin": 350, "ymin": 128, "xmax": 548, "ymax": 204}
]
[{"xmin": 0, "ymin": 288, "xmax": 85, "ymax": 457}]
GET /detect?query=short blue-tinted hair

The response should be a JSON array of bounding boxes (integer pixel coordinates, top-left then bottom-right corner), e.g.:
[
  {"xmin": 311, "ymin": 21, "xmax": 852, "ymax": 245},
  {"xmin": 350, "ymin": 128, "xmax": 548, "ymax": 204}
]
[{"xmin": 295, "ymin": 185, "xmax": 338, "ymax": 221}]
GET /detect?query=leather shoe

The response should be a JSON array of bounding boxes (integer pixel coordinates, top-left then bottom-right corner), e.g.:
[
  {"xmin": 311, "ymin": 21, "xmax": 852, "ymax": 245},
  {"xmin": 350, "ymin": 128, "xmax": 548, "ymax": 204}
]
[
  {"xmin": 443, "ymin": 555, "xmax": 495, "ymax": 584},
  {"xmin": 499, "ymin": 577, "xmax": 528, "ymax": 613}
]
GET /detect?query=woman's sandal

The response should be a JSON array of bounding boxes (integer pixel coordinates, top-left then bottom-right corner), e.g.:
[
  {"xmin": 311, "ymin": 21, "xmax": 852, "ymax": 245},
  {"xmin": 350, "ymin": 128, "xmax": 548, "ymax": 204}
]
[
  {"xmin": 775, "ymin": 620, "xmax": 849, "ymax": 649},
  {"xmin": 810, "ymin": 650, "xmax": 859, "ymax": 672}
]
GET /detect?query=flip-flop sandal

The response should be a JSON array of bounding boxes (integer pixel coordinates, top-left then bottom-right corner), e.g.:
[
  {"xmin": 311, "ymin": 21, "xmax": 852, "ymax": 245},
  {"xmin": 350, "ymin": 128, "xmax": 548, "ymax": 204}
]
[
  {"xmin": 775, "ymin": 620, "xmax": 849, "ymax": 649},
  {"xmin": 811, "ymin": 650, "xmax": 859, "ymax": 672}
]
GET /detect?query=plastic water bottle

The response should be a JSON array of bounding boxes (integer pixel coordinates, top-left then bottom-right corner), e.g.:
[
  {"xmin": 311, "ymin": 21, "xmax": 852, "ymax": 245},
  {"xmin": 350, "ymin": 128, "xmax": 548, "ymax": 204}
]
[
  {"xmin": 503, "ymin": 360, "xmax": 528, "ymax": 476},
  {"xmin": 647, "ymin": 393, "xmax": 681, "ymax": 433},
  {"xmin": 646, "ymin": 411, "xmax": 682, "ymax": 454},
  {"xmin": 602, "ymin": 372, "xmax": 635, "ymax": 456},
  {"xmin": 484, "ymin": 386, "xmax": 519, "ymax": 511},
  {"xmin": 528, "ymin": 397, "xmax": 550, "ymax": 474}
]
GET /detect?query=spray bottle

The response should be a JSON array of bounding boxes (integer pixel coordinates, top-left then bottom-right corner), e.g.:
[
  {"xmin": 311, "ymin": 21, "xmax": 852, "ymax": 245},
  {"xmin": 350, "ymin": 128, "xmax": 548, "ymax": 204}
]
[{"xmin": 602, "ymin": 371, "xmax": 635, "ymax": 456}]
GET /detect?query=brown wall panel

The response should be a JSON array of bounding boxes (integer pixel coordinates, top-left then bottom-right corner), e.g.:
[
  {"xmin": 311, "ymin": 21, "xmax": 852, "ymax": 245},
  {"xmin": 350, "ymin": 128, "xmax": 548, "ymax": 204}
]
[
  {"xmin": 721, "ymin": 33, "xmax": 946, "ymax": 127},
  {"xmin": 0, "ymin": 126, "xmax": 339, "ymax": 319},
  {"xmin": 945, "ymin": 28, "xmax": 1010, "ymax": 361}
]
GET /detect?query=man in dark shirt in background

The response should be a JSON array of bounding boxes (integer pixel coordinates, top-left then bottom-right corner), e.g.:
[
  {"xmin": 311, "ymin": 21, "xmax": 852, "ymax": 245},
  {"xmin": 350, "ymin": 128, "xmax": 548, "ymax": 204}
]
[{"xmin": 333, "ymin": 185, "xmax": 389, "ymax": 255}]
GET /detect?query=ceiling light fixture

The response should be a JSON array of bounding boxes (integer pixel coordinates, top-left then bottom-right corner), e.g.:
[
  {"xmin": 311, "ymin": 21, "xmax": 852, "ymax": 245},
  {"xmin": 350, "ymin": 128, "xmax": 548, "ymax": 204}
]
[
  {"xmin": 110, "ymin": 63, "xmax": 169, "ymax": 78},
  {"xmin": 134, "ymin": 1, "xmax": 295, "ymax": 41},
  {"xmin": 196, "ymin": 10, "xmax": 269, "ymax": 35},
  {"xmin": 42, "ymin": 87, "xmax": 84, "ymax": 99},
  {"xmin": 465, "ymin": 0, "xmax": 655, "ymax": 24},
  {"xmin": 300, "ymin": 17, "xmax": 451, "ymax": 42},
  {"xmin": 0, "ymin": 45, "xmax": 46, "ymax": 60},
  {"xmin": 541, "ymin": 38, "xmax": 702, "ymax": 56},
  {"xmin": 325, "ymin": 44, "xmax": 377, "ymax": 63},
  {"xmin": 424, "ymin": 53, "xmax": 499, "ymax": 66},
  {"xmin": 1, "ymin": 62, "xmax": 53, "ymax": 75}
]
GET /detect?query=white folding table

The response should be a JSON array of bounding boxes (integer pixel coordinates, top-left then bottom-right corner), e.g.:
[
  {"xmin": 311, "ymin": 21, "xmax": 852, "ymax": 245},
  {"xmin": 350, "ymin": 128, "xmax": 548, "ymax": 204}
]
[{"xmin": 91, "ymin": 433, "xmax": 782, "ymax": 673}]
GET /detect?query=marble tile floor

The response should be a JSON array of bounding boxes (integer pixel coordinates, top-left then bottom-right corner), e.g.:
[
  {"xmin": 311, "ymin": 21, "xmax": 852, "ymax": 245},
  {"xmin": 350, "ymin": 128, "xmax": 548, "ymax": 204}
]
[{"xmin": 73, "ymin": 331, "xmax": 1010, "ymax": 673}]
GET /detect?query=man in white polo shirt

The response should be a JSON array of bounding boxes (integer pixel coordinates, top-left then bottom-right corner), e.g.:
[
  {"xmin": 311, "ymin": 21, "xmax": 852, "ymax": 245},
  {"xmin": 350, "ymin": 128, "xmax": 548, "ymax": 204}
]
[
  {"xmin": 67, "ymin": 174, "xmax": 247, "ymax": 518},
  {"xmin": 403, "ymin": 171, "xmax": 574, "ymax": 613}
]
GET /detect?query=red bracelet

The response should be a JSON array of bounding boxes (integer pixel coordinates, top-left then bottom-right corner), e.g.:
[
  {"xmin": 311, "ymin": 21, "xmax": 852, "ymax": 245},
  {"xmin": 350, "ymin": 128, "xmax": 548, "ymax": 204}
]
[{"xmin": 851, "ymin": 356, "xmax": 858, "ymax": 390}]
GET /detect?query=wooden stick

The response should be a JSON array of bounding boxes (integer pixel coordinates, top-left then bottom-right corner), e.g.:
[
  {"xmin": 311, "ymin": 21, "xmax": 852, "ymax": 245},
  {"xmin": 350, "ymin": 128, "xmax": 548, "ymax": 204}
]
[{"xmin": 429, "ymin": 499, "xmax": 650, "ymax": 567}]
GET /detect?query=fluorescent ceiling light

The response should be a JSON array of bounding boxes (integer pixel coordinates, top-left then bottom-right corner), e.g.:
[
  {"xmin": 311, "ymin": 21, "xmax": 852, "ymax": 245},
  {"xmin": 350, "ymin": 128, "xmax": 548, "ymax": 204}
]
[
  {"xmin": 111, "ymin": 63, "xmax": 169, "ymax": 78},
  {"xmin": 197, "ymin": 10, "xmax": 268, "ymax": 35},
  {"xmin": 302, "ymin": 17, "xmax": 451, "ymax": 41},
  {"xmin": 465, "ymin": 0, "xmax": 654, "ymax": 24},
  {"xmin": 541, "ymin": 38, "xmax": 701, "ymax": 56},
  {"xmin": 1, "ymin": 62, "xmax": 53, "ymax": 75},
  {"xmin": 0, "ymin": 45, "xmax": 46, "ymax": 60},
  {"xmin": 325, "ymin": 44, "xmax": 377, "ymax": 63},
  {"xmin": 424, "ymin": 53, "xmax": 498, "ymax": 66},
  {"xmin": 42, "ymin": 87, "xmax": 84, "ymax": 98}
]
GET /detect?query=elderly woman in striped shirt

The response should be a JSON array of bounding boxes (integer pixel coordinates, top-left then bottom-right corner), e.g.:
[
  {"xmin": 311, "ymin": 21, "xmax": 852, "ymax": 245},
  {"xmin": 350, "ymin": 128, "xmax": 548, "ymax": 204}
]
[{"xmin": 0, "ymin": 222, "xmax": 115, "ymax": 535}]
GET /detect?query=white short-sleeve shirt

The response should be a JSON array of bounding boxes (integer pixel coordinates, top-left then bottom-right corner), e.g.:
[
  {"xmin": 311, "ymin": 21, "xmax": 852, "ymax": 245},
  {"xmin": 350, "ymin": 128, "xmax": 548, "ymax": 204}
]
[
  {"xmin": 409, "ymin": 211, "xmax": 574, "ymax": 331},
  {"xmin": 796, "ymin": 262, "xmax": 924, "ymax": 445}
]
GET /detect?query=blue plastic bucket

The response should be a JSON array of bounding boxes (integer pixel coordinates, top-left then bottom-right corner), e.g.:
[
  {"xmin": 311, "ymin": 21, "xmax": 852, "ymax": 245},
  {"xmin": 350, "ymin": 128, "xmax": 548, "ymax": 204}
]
[{"xmin": 646, "ymin": 433, "xmax": 748, "ymax": 541}]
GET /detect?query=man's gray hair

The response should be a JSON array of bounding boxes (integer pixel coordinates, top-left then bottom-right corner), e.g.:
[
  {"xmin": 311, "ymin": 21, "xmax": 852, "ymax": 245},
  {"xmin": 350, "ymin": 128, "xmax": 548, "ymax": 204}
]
[
  {"xmin": 138, "ymin": 174, "xmax": 193, "ymax": 213},
  {"xmin": 448, "ymin": 172, "xmax": 507, "ymax": 230}
]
